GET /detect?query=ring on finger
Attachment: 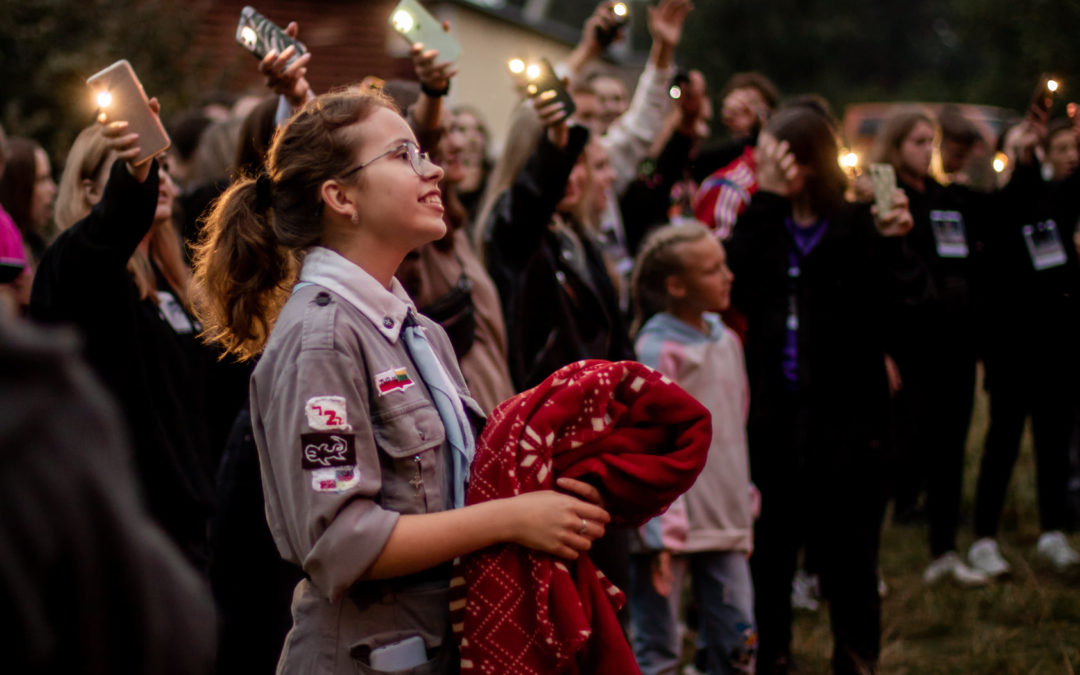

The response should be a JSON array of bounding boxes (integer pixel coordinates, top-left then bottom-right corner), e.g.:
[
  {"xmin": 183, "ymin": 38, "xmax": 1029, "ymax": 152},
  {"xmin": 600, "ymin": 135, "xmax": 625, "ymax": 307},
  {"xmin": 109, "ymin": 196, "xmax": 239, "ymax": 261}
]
[{"xmin": 579, "ymin": 518, "xmax": 588, "ymax": 535}]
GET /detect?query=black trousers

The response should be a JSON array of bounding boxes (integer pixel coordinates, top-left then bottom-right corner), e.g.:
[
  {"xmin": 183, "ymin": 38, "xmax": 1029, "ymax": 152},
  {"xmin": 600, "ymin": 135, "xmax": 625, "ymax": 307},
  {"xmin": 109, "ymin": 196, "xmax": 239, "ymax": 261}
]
[
  {"xmin": 890, "ymin": 348, "xmax": 977, "ymax": 556},
  {"xmin": 974, "ymin": 360, "xmax": 1071, "ymax": 537},
  {"xmin": 749, "ymin": 393, "xmax": 885, "ymax": 675}
]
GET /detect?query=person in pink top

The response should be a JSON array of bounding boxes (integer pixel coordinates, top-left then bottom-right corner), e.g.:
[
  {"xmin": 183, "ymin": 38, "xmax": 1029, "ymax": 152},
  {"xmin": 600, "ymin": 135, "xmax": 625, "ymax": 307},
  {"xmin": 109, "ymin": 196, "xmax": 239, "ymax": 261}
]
[{"xmin": 629, "ymin": 221, "xmax": 758, "ymax": 675}]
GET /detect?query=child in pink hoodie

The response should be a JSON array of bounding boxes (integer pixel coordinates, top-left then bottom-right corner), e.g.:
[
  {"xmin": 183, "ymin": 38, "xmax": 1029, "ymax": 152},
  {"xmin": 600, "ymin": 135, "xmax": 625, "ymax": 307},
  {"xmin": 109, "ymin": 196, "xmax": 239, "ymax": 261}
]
[{"xmin": 629, "ymin": 222, "xmax": 757, "ymax": 675}]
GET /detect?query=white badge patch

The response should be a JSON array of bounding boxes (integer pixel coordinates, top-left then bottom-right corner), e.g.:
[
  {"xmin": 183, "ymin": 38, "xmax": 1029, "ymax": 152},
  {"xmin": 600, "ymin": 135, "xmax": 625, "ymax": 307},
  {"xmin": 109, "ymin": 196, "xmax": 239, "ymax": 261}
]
[
  {"xmin": 930, "ymin": 210, "xmax": 969, "ymax": 258},
  {"xmin": 305, "ymin": 396, "xmax": 351, "ymax": 430},
  {"xmin": 311, "ymin": 465, "xmax": 361, "ymax": 493},
  {"xmin": 1023, "ymin": 220, "xmax": 1067, "ymax": 271},
  {"xmin": 156, "ymin": 291, "xmax": 199, "ymax": 334}
]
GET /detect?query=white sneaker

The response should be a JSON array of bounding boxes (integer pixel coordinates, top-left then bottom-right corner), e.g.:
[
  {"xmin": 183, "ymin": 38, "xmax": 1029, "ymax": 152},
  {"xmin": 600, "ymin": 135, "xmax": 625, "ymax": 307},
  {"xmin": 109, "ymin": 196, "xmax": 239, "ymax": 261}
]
[
  {"xmin": 1036, "ymin": 531, "xmax": 1080, "ymax": 570},
  {"xmin": 968, "ymin": 538, "xmax": 1011, "ymax": 578},
  {"xmin": 923, "ymin": 551, "xmax": 990, "ymax": 587},
  {"xmin": 791, "ymin": 569, "xmax": 820, "ymax": 611}
]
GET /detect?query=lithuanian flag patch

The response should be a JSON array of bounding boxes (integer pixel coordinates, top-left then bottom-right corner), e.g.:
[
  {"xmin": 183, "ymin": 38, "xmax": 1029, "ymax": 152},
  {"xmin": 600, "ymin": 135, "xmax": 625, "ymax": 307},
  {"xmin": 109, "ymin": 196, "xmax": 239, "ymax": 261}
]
[{"xmin": 375, "ymin": 367, "xmax": 415, "ymax": 395}]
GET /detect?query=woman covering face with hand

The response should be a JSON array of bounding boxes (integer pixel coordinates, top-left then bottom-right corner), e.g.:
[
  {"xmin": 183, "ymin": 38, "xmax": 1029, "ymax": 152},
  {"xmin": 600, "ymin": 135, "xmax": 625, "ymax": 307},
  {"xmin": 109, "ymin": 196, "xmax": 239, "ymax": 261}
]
[
  {"xmin": 725, "ymin": 103, "xmax": 921, "ymax": 675},
  {"xmin": 193, "ymin": 90, "xmax": 609, "ymax": 675}
]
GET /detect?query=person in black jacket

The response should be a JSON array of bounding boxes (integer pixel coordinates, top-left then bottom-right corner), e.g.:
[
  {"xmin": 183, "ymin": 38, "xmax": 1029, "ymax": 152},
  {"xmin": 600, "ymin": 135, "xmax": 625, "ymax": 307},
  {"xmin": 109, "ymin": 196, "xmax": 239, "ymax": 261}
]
[
  {"xmin": 726, "ymin": 103, "xmax": 918, "ymax": 675},
  {"xmin": 966, "ymin": 117, "xmax": 1080, "ymax": 575},
  {"xmin": 480, "ymin": 101, "xmax": 634, "ymax": 392},
  {"xmin": 869, "ymin": 108, "xmax": 989, "ymax": 586},
  {"xmin": 29, "ymin": 101, "xmax": 218, "ymax": 573}
]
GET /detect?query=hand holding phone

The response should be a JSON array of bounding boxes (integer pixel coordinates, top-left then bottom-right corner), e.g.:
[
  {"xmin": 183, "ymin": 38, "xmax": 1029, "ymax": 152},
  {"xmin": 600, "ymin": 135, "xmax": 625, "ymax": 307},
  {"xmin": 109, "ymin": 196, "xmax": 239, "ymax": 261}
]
[
  {"xmin": 87, "ymin": 60, "xmax": 170, "ymax": 167},
  {"xmin": 595, "ymin": 2, "xmax": 629, "ymax": 49},
  {"xmin": 507, "ymin": 57, "xmax": 576, "ymax": 121},
  {"xmin": 390, "ymin": 0, "xmax": 460, "ymax": 63},
  {"xmin": 236, "ymin": 6, "xmax": 308, "ymax": 67},
  {"xmin": 1031, "ymin": 74, "xmax": 1061, "ymax": 117}
]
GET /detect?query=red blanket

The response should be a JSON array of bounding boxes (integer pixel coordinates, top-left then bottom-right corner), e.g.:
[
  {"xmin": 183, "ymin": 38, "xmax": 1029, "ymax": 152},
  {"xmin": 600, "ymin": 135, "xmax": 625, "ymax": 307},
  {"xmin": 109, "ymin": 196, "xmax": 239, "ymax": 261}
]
[{"xmin": 455, "ymin": 360, "xmax": 711, "ymax": 674}]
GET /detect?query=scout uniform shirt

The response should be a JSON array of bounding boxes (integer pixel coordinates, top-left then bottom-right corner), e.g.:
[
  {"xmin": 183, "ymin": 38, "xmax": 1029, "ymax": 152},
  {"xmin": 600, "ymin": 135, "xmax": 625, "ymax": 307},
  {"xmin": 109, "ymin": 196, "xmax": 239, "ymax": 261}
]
[{"xmin": 250, "ymin": 246, "xmax": 483, "ymax": 674}]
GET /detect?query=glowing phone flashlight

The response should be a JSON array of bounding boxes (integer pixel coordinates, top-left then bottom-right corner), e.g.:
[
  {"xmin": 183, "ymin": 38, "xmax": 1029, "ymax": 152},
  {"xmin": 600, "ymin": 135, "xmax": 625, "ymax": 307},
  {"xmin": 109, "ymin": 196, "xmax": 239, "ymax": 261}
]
[
  {"xmin": 669, "ymin": 85, "xmax": 682, "ymax": 100},
  {"xmin": 392, "ymin": 10, "xmax": 414, "ymax": 33},
  {"xmin": 993, "ymin": 151, "xmax": 1008, "ymax": 173},
  {"xmin": 525, "ymin": 64, "xmax": 542, "ymax": 81},
  {"xmin": 612, "ymin": 2, "xmax": 628, "ymax": 18},
  {"xmin": 1048, "ymin": 79, "xmax": 1060, "ymax": 93},
  {"xmin": 96, "ymin": 91, "xmax": 113, "ymax": 108},
  {"xmin": 508, "ymin": 58, "xmax": 525, "ymax": 75}
]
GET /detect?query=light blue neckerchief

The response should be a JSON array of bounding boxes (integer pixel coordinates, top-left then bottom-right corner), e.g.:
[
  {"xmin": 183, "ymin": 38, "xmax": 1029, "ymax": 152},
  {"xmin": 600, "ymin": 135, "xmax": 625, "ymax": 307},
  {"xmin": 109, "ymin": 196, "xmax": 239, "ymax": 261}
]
[{"xmin": 401, "ymin": 312, "xmax": 474, "ymax": 509}]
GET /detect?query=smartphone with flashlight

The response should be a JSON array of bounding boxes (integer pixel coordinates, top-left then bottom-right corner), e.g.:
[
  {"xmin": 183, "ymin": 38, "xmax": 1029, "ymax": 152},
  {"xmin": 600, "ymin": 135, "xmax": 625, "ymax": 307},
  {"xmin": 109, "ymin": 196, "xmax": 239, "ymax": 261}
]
[
  {"xmin": 669, "ymin": 71, "xmax": 690, "ymax": 100},
  {"xmin": 236, "ymin": 6, "xmax": 307, "ymax": 66},
  {"xmin": 507, "ymin": 57, "xmax": 576, "ymax": 118},
  {"xmin": 1031, "ymin": 74, "xmax": 1061, "ymax": 115},
  {"xmin": 389, "ymin": 0, "xmax": 460, "ymax": 62},
  {"xmin": 868, "ymin": 163, "xmax": 897, "ymax": 215},
  {"xmin": 86, "ymin": 60, "xmax": 170, "ymax": 166},
  {"xmin": 596, "ymin": 1, "xmax": 629, "ymax": 49}
]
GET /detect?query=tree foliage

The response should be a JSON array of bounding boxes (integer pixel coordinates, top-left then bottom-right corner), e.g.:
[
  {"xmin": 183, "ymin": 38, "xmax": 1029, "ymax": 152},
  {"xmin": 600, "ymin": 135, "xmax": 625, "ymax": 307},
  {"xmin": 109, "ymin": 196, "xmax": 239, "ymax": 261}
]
[{"xmin": 0, "ymin": 0, "xmax": 201, "ymax": 164}]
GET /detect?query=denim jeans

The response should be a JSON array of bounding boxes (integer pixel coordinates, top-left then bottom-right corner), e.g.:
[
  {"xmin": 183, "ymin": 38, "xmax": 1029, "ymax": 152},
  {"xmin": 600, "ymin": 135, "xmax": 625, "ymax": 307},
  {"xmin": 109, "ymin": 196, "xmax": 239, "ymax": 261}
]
[{"xmin": 629, "ymin": 550, "xmax": 756, "ymax": 675}]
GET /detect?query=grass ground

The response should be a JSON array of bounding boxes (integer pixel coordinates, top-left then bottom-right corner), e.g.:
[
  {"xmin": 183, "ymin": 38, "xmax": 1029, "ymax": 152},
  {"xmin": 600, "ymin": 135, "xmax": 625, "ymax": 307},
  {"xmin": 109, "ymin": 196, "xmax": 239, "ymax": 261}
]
[{"xmin": 787, "ymin": 368, "xmax": 1080, "ymax": 673}]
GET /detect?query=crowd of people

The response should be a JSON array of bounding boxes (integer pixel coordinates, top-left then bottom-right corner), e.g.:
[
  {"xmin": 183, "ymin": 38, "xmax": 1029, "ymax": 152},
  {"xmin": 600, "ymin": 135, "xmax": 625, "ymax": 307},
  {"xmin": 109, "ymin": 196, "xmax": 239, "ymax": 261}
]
[{"xmin": 3, "ymin": 1, "xmax": 1080, "ymax": 674}]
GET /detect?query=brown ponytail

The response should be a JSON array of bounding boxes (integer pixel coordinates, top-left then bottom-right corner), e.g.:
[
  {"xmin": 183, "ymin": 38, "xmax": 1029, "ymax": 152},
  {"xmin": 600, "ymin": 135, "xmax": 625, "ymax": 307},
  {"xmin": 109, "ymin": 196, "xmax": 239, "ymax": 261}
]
[
  {"xmin": 193, "ymin": 88, "xmax": 398, "ymax": 360},
  {"xmin": 629, "ymin": 222, "xmax": 711, "ymax": 337}
]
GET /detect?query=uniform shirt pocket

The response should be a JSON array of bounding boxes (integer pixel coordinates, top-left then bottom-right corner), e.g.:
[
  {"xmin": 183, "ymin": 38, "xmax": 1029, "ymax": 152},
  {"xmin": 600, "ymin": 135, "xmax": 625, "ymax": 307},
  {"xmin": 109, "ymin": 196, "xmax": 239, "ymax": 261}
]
[{"xmin": 372, "ymin": 399, "xmax": 447, "ymax": 515}]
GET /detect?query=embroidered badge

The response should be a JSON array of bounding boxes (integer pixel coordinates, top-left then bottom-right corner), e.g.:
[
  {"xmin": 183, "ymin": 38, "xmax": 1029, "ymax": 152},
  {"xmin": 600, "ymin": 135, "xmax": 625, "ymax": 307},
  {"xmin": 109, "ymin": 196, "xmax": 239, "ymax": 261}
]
[
  {"xmin": 311, "ymin": 466, "xmax": 361, "ymax": 493},
  {"xmin": 305, "ymin": 396, "xmax": 350, "ymax": 430},
  {"xmin": 300, "ymin": 433, "xmax": 356, "ymax": 469},
  {"xmin": 375, "ymin": 367, "xmax": 415, "ymax": 395}
]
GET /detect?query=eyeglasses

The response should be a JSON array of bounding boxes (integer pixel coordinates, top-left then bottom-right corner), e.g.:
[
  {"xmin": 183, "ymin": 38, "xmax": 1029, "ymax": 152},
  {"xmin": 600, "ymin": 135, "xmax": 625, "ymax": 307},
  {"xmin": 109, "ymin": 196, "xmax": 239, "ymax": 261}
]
[{"xmin": 340, "ymin": 141, "xmax": 435, "ymax": 179}]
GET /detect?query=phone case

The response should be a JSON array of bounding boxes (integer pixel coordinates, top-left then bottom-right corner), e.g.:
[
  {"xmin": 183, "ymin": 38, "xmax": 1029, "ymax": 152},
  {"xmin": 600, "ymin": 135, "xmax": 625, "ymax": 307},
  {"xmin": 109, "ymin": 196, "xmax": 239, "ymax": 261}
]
[
  {"xmin": 369, "ymin": 635, "xmax": 427, "ymax": 670},
  {"xmin": 389, "ymin": 0, "xmax": 461, "ymax": 63},
  {"xmin": 86, "ymin": 60, "xmax": 171, "ymax": 166},
  {"xmin": 236, "ymin": 6, "xmax": 308, "ymax": 66},
  {"xmin": 868, "ymin": 163, "xmax": 896, "ymax": 214},
  {"xmin": 511, "ymin": 58, "xmax": 576, "ymax": 119}
]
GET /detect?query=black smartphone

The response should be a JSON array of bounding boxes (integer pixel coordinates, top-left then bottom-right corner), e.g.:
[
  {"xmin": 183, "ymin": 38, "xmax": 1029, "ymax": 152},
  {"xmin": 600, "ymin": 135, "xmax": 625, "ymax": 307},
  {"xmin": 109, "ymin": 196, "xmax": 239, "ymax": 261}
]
[
  {"xmin": 86, "ymin": 60, "xmax": 171, "ymax": 166},
  {"xmin": 507, "ymin": 57, "xmax": 576, "ymax": 119},
  {"xmin": 236, "ymin": 6, "xmax": 307, "ymax": 67},
  {"xmin": 595, "ymin": 1, "xmax": 629, "ymax": 49},
  {"xmin": 669, "ymin": 71, "xmax": 690, "ymax": 100},
  {"xmin": 1031, "ymin": 74, "xmax": 1061, "ymax": 115}
]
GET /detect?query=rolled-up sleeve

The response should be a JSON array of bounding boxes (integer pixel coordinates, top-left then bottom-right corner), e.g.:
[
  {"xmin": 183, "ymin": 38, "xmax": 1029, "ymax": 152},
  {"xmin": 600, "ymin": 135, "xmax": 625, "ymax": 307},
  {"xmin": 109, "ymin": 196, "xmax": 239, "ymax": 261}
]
[{"xmin": 252, "ymin": 326, "xmax": 399, "ymax": 603}]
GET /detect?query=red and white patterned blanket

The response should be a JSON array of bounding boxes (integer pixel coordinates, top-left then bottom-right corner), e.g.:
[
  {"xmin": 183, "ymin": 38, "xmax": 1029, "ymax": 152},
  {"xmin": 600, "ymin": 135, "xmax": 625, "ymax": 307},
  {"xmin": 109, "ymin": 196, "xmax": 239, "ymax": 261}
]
[{"xmin": 453, "ymin": 359, "xmax": 711, "ymax": 674}]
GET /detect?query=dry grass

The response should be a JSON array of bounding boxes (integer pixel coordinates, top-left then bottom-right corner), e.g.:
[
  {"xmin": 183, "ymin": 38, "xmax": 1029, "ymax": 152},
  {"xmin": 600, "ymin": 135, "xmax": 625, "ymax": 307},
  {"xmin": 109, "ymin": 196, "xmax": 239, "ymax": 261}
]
[{"xmin": 789, "ymin": 368, "xmax": 1080, "ymax": 674}]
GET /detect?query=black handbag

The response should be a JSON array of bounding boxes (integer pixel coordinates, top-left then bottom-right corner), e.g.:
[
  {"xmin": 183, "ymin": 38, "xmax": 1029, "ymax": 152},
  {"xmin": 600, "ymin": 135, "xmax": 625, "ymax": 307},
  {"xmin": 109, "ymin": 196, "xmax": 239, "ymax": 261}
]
[{"xmin": 419, "ymin": 261, "xmax": 475, "ymax": 359}]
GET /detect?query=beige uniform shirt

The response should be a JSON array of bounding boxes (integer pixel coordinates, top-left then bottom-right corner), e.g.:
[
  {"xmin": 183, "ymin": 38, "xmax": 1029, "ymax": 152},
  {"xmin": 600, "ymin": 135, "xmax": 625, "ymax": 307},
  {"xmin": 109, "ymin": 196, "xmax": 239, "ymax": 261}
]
[{"xmin": 251, "ymin": 247, "xmax": 482, "ymax": 674}]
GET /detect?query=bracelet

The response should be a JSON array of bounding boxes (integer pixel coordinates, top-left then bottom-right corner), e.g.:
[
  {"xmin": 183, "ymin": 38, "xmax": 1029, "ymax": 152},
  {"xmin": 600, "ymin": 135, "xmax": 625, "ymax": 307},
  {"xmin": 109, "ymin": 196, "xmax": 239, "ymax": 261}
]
[{"xmin": 420, "ymin": 81, "xmax": 450, "ymax": 98}]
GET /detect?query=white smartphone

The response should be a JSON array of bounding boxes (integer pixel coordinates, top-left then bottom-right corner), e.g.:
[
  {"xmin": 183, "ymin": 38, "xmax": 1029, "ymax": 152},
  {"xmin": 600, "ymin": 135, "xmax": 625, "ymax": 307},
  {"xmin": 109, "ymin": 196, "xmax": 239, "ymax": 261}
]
[
  {"xmin": 389, "ymin": 0, "xmax": 461, "ymax": 63},
  {"xmin": 86, "ymin": 60, "xmax": 170, "ymax": 166},
  {"xmin": 868, "ymin": 163, "xmax": 897, "ymax": 214},
  {"xmin": 369, "ymin": 635, "xmax": 427, "ymax": 670}
]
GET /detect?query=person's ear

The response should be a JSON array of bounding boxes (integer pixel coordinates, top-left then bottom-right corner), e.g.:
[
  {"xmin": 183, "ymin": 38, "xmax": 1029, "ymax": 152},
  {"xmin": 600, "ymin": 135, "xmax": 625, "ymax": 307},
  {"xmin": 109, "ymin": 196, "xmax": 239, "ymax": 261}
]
[
  {"xmin": 82, "ymin": 178, "xmax": 103, "ymax": 205},
  {"xmin": 665, "ymin": 273, "xmax": 687, "ymax": 300},
  {"xmin": 320, "ymin": 178, "xmax": 356, "ymax": 221}
]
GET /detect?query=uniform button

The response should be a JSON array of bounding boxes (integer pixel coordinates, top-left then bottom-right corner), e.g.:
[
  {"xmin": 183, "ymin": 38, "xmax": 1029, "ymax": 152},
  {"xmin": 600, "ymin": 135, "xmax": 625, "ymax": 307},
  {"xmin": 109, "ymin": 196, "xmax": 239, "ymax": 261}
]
[
  {"xmin": 383, "ymin": 317, "xmax": 395, "ymax": 329},
  {"xmin": 315, "ymin": 292, "xmax": 331, "ymax": 306},
  {"xmin": 417, "ymin": 428, "xmax": 426, "ymax": 440},
  {"xmin": 555, "ymin": 270, "xmax": 567, "ymax": 284},
  {"xmin": 562, "ymin": 249, "xmax": 573, "ymax": 260}
]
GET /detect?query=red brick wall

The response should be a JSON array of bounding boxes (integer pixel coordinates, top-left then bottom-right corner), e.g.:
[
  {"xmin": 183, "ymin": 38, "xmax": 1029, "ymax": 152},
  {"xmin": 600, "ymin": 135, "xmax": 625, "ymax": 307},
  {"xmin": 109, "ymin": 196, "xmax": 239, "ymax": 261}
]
[{"xmin": 189, "ymin": 0, "xmax": 417, "ymax": 98}]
